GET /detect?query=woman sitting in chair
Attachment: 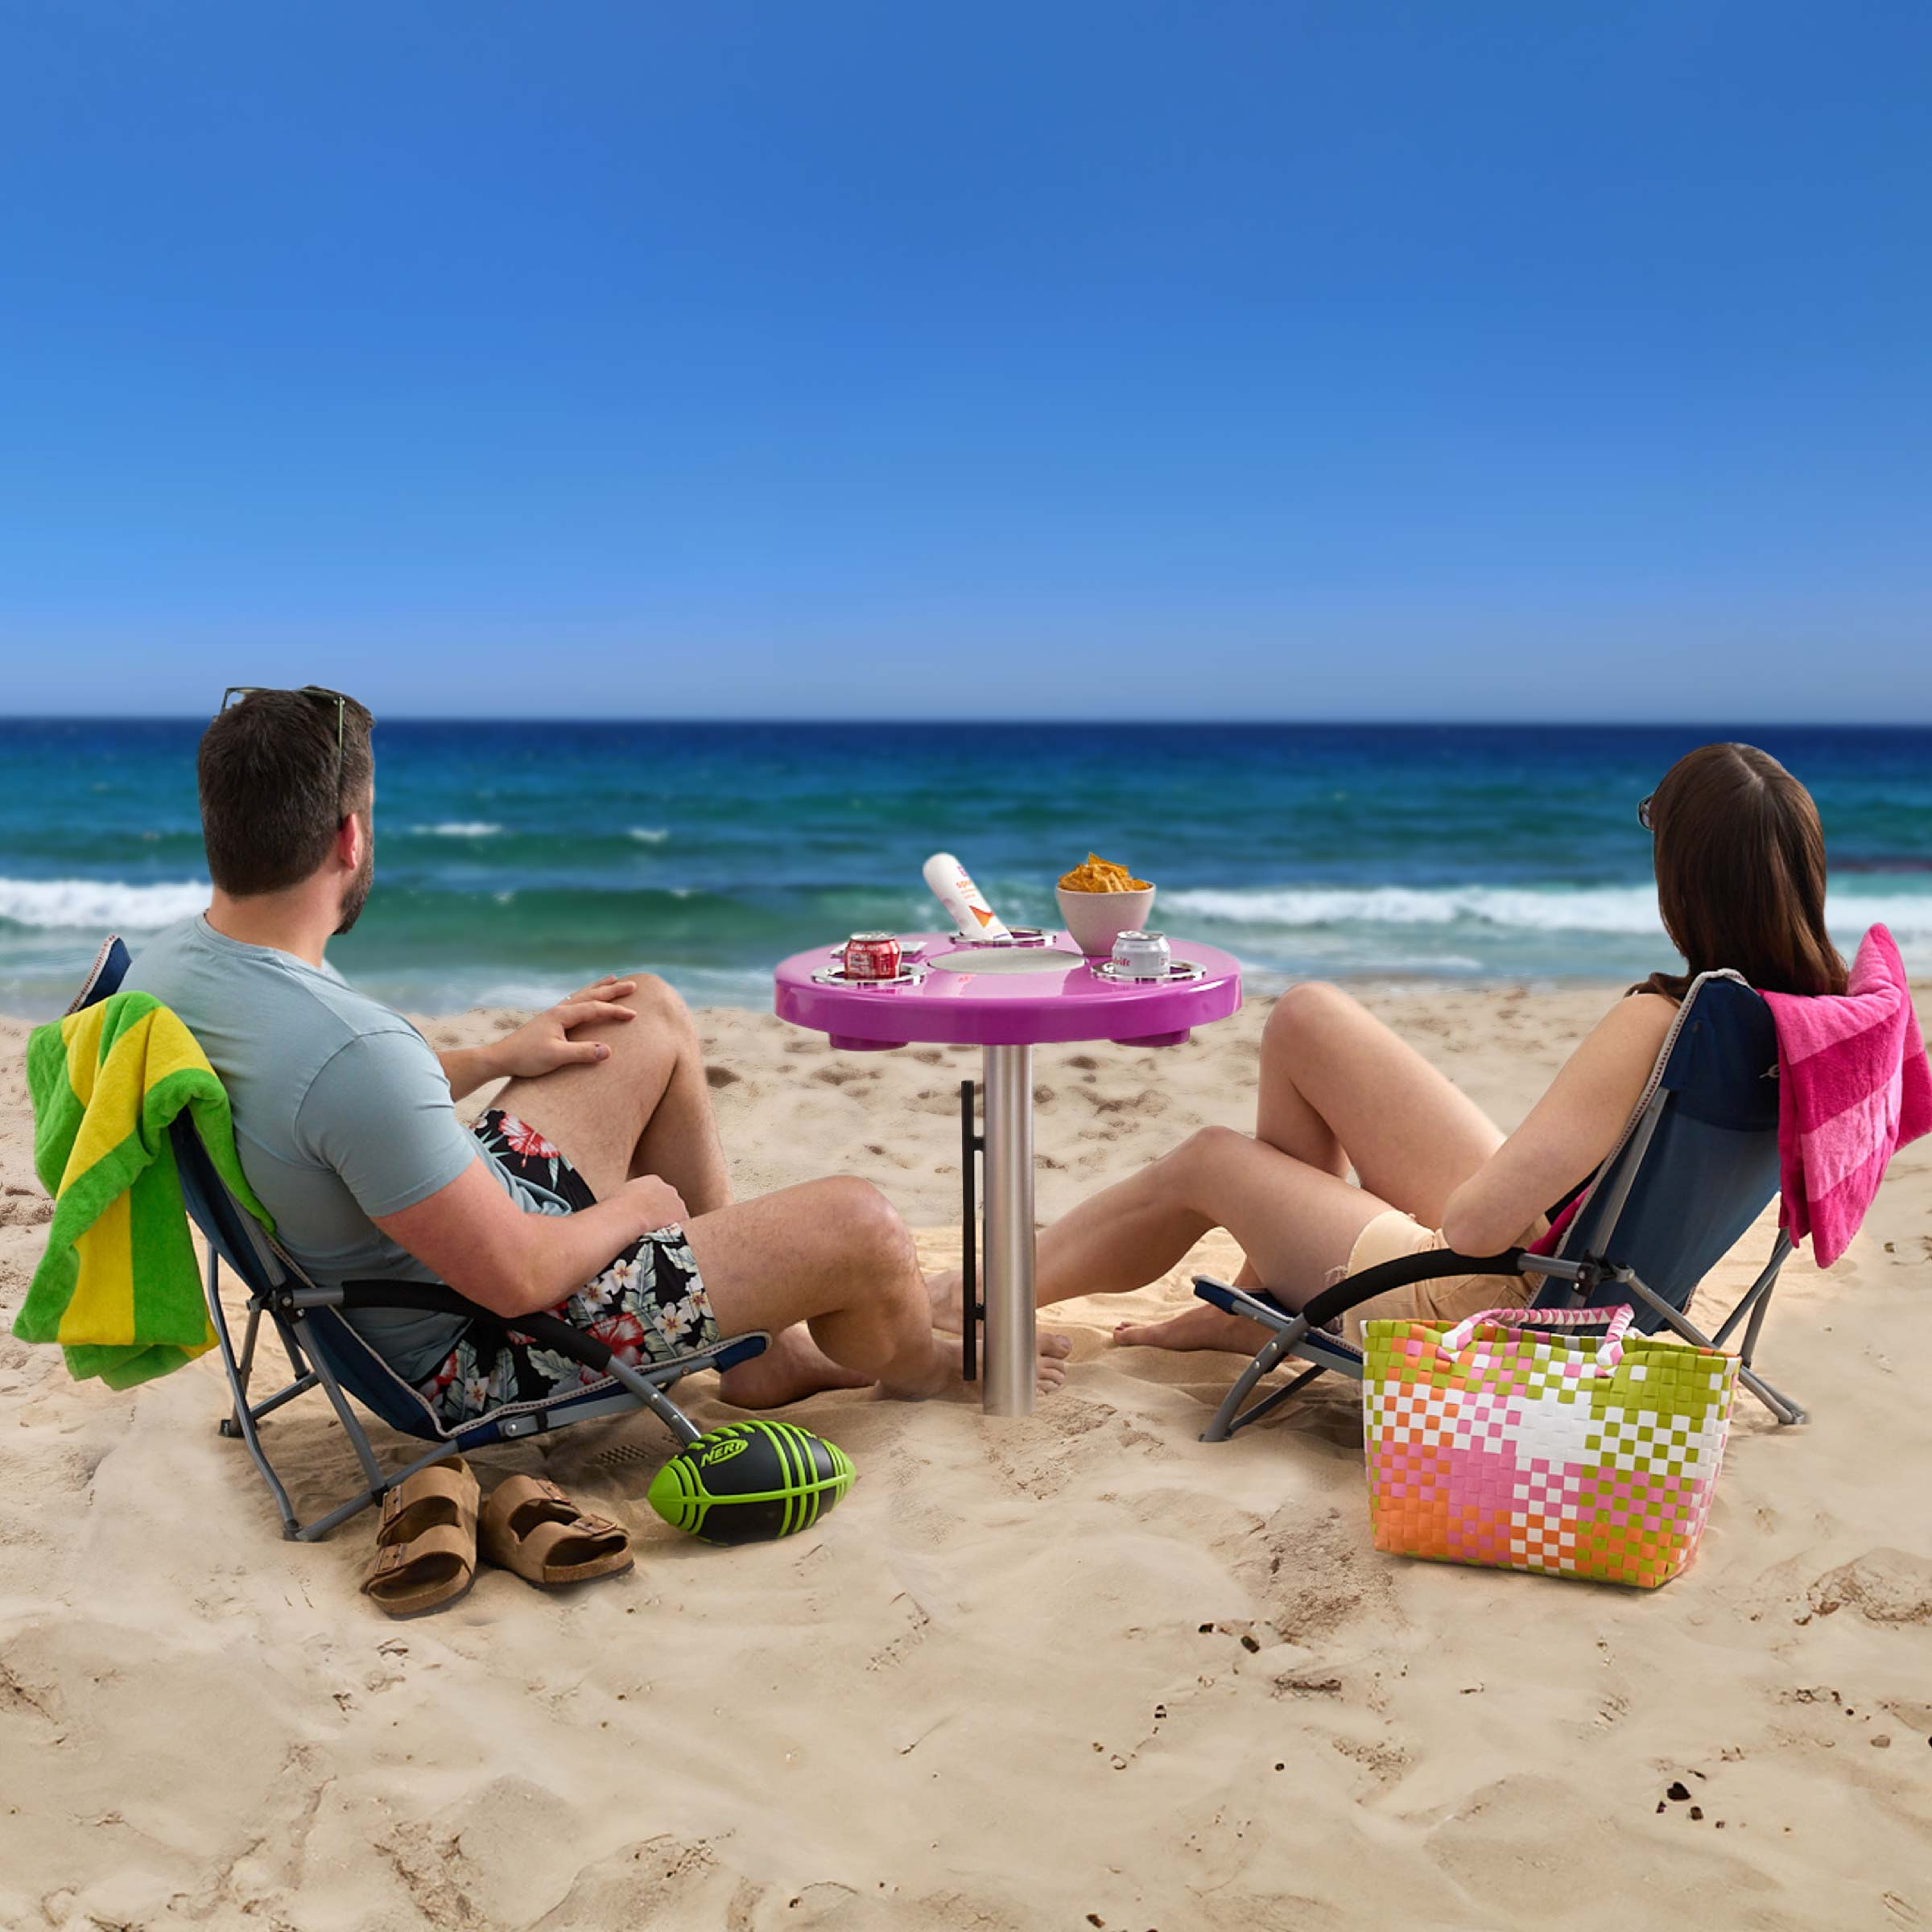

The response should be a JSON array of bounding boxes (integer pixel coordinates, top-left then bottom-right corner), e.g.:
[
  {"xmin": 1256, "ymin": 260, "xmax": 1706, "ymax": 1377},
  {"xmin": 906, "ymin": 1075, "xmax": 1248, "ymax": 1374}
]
[{"xmin": 935, "ymin": 742, "xmax": 1847, "ymax": 1353}]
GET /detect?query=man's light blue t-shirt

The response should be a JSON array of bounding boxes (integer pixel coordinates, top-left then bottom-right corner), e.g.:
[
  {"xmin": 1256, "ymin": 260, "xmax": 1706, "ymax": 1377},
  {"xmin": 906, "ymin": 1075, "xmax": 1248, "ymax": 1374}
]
[{"xmin": 126, "ymin": 916, "xmax": 568, "ymax": 1382}]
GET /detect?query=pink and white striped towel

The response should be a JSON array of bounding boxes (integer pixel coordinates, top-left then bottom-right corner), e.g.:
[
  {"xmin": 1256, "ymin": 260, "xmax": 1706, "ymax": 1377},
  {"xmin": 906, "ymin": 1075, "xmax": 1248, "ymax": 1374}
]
[{"xmin": 1761, "ymin": 925, "xmax": 1931, "ymax": 1268}]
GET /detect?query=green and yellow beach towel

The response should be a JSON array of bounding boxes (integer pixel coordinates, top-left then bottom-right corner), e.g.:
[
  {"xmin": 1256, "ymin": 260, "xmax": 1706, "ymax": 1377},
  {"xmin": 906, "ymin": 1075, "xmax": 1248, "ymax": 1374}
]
[{"xmin": 14, "ymin": 992, "xmax": 271, "ymax": 1389}]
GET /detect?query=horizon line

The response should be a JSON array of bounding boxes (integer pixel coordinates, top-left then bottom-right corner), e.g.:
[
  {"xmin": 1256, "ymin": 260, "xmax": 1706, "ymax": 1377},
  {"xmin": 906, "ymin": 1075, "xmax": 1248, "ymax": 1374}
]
[{"xmin": 5, "ymin": 714, "xmax": 1930, "ymax": 732}]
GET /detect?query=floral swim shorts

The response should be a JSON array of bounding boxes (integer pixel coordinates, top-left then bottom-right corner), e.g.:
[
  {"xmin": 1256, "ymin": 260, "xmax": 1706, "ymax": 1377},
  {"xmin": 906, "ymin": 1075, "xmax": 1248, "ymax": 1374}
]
[{"xmin": 415, "ymin": 1108, "xmax": 721, "ymax": 1426}]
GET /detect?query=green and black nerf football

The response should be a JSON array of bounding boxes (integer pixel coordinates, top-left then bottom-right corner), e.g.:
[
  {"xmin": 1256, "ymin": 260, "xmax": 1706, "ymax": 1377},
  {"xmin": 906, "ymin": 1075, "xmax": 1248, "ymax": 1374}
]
[{"xmin": 647, "ymin": 1420, "xmax": 855, "ymax": 1545}]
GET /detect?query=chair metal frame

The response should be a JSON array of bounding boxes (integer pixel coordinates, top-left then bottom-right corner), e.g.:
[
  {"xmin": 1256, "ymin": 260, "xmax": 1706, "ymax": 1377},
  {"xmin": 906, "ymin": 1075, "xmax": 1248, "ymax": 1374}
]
[
  {"xmin": 1193, "ymin": 971, "xmax": 1811, "ymax": 1442},
  {"xmin": 77, "ymin": 933, "xmax": 773, "ymax": 1542},
  {"xmin": 178, "ymin": 1118, "xmax": 767, "ymax": 1540}
]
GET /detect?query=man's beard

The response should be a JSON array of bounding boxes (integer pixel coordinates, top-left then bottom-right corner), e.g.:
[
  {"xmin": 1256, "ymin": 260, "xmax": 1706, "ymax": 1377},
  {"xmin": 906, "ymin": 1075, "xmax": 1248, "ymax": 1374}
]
[{"xmin": 334, "ymin": 840, "xmax": 374, "ymax": 935}]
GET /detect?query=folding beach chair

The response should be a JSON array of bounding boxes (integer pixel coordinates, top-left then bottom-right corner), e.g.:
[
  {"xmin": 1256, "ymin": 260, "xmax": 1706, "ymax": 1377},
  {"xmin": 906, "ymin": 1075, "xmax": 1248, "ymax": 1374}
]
[
  {"xmin": 75, "ymin": 938, "xmax": 769, "ymax": 1540},
  {"xmin": 1194, "ymin": 970, "xmax": 1810, "ymax": 1442}
]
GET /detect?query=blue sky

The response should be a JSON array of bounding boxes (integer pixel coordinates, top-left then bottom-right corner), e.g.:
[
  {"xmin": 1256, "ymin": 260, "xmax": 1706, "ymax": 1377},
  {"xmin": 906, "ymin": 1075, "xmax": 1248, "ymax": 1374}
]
[{"xmin": 2, "ymin": 2, "xmax": 1926, "ymax": 720}]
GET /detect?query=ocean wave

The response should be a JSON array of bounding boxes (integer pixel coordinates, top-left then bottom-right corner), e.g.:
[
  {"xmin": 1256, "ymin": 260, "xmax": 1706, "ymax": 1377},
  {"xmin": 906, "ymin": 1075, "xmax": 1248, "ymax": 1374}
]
[
  {"xmin": 411, "ymin": 822, "xmax": 505, "ymax": 838},
  {"xmin": 0, "ymin": 877, "xmax": 210, "ymax": 931},
  {"xmin": 628, "ymin": 828, "xmax": 670, "ymax": 844},
  {"xmin": 1164, "ymin": 885, "xmax": 1665, "ymax": 932},
  {"xmin": 1163, "ymin": 882, "xmax": 1932, "ymax": 939}
]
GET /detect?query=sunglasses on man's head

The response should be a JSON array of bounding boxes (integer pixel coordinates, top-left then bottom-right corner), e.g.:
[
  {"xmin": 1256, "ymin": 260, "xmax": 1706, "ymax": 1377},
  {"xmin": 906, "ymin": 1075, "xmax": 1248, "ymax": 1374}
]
[
  {"xmin": 217, "ymin": 685, "xmax": 371, "ymax": 790},
  {"xmin": 1638, "ymin": 793, "xmax": 1656, "ymax": 831}
]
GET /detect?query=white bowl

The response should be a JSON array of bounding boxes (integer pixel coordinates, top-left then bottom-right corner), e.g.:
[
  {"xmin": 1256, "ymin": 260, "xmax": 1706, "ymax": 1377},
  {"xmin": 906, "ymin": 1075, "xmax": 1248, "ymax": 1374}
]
[{"xmin": 1056, "ymin": 884, "xmax": 1156, "ymax": 957}]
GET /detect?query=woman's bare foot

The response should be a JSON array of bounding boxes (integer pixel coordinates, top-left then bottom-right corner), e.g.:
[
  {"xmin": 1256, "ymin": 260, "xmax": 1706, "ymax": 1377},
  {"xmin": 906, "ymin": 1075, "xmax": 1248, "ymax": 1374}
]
[
  {"xmin": 938, "ymin": 1259, "xmax": 1268, "ymax": 1359},
  {"xmin": 717, "ymin": 1322, "xmax": 875, "ymax": 1409},
  {"xmin": 1112, "ymin": 1303, "xmax": 1274, "ymax": 1355},
  {"xmin": 923, "ymin": 1267, "xmax": 1075, "ymax": 1393},
  {"xmin": 1034, "ymin": 1331, "xmax": 1073, "ymax": 1393},
  {"xmin": 879, "ymin": 1322, "xmax": 1073, "ymax": 1401}
]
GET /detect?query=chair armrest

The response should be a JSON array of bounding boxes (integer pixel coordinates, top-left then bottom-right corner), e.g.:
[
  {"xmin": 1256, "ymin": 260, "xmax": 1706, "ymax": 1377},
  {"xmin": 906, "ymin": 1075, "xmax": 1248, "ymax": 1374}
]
[
  {"xmin": 330, "ymin": 1282, "xmax": 772, "ymax": 1381},
  {"xmin": 334, "ymin": 1280, "xmax": 489, "ymax": 1318},
  {"xmin": 1194, "ymin": 1250, "xmax": 1525, "ymax": 1331},
  {"xmin": 1194, "ymin": 1277, "xmax": 1290, "ymax": 1320},
  {"xmin": 334, "ymin": 1279, "xmax": 616, "ymax": 1373},
  {"xmin": 1294, "ymin": 1246, "xmax": 1527, "ymax": 1334}
]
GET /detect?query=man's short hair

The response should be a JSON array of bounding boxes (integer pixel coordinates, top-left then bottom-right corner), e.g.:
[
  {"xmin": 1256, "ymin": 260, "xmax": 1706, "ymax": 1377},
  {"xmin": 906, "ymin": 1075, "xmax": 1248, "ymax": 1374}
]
[{"xmin": 198, "ymin": 690, "xmax": 375, "ymax": 896}]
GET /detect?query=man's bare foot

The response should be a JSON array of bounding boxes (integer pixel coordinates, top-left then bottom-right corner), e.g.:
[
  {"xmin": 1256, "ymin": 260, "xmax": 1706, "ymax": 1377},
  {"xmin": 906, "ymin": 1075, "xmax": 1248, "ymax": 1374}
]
[
  {"xmin": 927, "ymin": 1267, "xmax": 965, "ymax": 1335},
  {"xmin": 1112, "ymin": 1303, "xmax": 1274, "ymax": 1354},
  {"xmin": 717, "ymin": 1321, "xmax": 875, "ymax": 1409}
]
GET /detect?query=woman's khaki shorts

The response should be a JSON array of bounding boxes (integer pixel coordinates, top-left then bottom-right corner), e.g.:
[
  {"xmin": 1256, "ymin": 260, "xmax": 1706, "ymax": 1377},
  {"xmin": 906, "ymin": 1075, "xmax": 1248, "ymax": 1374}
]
[{"xmin": 1337, "ymin": 1208, "xmax": 1533, "ymax": 1348}]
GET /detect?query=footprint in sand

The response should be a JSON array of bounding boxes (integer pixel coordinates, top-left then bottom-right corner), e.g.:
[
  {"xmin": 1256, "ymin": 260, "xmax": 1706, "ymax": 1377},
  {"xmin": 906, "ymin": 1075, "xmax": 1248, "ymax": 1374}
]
[{"xmin": 1806, "ymin": 1548, "xmax": 1932, "ymax": 1624}]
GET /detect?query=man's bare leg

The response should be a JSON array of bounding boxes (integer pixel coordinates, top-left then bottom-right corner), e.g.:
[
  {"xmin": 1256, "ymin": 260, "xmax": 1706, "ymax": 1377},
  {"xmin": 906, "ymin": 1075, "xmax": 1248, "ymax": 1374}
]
[
  {"xmin": 493, "ymin": 973, "xmax": 873, "ymax": 1406},
  {"xmin": 685, "ymin": 1178, "xmax": 1069, "ymax": 1401},
  {"xmin": 492, "ymin": 975, "xmax": 729, "ymax": 1207}
]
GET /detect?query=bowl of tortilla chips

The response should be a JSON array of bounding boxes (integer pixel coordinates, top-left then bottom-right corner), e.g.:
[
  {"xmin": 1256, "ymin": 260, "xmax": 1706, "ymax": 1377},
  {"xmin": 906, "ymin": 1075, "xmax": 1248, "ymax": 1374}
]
[{"xmin": 1055, "ymin": 853, "xmax": 1155, "ymax": 957}]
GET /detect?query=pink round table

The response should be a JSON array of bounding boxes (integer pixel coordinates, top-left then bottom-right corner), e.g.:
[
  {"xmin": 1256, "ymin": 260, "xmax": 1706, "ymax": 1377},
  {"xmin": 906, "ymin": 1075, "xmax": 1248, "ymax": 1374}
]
[{"xmin": 774, "ymin": 931, "xmax": 1243, "ymax": 1415}]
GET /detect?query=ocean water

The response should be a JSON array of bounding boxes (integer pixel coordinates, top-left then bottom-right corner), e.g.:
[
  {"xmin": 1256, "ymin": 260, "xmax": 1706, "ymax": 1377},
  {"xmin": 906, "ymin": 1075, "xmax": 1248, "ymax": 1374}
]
[{"xmin": 2, "ymin": 719, "xmax": 1929, "ymax": 1019}]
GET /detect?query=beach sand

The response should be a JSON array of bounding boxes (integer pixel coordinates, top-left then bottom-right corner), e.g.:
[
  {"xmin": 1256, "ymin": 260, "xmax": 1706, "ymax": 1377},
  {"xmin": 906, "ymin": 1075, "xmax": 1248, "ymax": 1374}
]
[{"xmin": 2, "ymin": 984, "xmax": 1929, "ymax": 1930}]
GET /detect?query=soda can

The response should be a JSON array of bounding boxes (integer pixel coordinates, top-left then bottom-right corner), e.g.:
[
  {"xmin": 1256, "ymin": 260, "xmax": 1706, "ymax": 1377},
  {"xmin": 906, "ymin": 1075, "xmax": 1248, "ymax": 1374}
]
[
  {"xmin": 1111, "ymin": 930, "xmax": 1172, "ymax": 980},
  {"xmin": 843, "ymin": 932, "xmax": 903, "ymax": 981}
]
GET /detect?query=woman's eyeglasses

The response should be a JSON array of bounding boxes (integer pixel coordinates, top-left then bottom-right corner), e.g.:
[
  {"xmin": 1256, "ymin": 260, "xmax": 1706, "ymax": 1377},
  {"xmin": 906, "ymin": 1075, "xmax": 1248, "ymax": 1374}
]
[
  {"xmin": 1637, "ymin": 793, "xmax": 1656, "ymax": 832},
  {"xmin": 217, "ymin": 686, "xmax": 369, "ymax": 789}
]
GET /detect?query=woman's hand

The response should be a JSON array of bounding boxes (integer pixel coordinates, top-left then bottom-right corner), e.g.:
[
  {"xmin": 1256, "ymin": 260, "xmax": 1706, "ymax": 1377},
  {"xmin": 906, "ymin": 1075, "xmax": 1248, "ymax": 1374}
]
[{"xmin": 491, "ymin": 977, "xmax": 638, "ymax": 1080}]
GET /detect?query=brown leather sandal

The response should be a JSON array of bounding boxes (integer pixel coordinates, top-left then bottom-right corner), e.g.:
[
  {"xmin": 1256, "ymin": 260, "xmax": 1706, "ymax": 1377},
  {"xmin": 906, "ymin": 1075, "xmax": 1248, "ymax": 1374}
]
[
  {"xmin": 479, "ymin": 1476, "xmax": 634, "ymax": 1588},
  {"xmin": 360, "ymin": 1457, "xmax": 481, "ymax": 1619}
]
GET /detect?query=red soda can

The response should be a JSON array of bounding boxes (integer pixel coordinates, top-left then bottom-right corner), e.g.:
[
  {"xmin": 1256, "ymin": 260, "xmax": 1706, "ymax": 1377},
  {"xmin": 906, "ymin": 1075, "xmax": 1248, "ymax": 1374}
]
[{"xmin": 842, "ymin": 932, "xmax": 902, "ymax": 980}]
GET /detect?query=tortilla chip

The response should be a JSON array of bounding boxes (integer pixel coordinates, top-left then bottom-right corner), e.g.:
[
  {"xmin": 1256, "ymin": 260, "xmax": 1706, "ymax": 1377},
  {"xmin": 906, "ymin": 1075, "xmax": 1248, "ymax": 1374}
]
[{"xmin": 1058, "ymin": 852, "xmax": 1152, "ymax": 893}]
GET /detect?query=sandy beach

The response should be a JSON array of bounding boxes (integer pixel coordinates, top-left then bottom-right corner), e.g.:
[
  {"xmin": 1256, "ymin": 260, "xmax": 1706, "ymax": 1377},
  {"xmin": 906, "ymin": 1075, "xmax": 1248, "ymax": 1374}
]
[{"xmin": 2, "ymin": 982, "xmax": 1929, "ymax": 1931}]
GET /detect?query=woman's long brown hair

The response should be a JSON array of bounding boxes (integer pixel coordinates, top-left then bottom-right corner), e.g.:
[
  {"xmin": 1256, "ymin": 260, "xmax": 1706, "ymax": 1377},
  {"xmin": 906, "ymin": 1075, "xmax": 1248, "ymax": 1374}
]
[{"xmin": 1637, "ymin": 742, "xmax": 1847, "ymax": 1001}]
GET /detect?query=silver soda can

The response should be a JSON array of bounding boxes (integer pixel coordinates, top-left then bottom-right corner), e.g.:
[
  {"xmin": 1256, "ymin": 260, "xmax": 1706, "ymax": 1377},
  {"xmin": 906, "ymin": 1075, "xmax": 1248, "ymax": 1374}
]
[{"xmin": 1111, "ymin": 930, "xmax": 1172, "ymax": 979}]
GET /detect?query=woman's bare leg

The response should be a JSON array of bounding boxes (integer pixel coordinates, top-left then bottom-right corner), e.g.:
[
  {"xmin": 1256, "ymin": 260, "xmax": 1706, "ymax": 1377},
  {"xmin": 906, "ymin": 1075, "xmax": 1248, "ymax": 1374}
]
[
  {"xmin": 1249, "ymin": 981, "xmax": 1504, "ymax": 1219},
  {"xmin": 1135, "ymin": 980, "xmax": 1509, "ymax": 1346},
  {"xmin": 1026, "ymin": 1126, "xmax": 1392, "ymax": 1317},
  {"xmin": 1108, "ymin": 983, "xmax": 1502, "ymax": 1353},
  {"xmin": 927, "ymin": 982, "xmax": 1509, "ymax": 1353}
]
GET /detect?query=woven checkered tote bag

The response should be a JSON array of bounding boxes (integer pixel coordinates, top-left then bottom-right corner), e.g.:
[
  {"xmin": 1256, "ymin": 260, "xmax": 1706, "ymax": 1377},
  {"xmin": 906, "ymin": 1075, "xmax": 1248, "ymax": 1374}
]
[{"xmin": 1360, "ymin": 1304, "xmax": 1738, "ymax": 1588}]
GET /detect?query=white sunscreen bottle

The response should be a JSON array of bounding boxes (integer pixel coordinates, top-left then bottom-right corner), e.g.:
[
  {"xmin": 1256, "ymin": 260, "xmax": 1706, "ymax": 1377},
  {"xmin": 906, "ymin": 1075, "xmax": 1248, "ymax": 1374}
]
[{"xmin": 923, "ymin": 852, "xmax": 1012, "ymax": 939}]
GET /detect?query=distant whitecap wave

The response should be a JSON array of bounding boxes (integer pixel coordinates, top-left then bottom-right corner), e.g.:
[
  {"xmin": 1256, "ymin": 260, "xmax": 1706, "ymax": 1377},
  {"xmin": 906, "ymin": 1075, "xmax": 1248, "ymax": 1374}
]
[
  {"xmin": 0, "ymin": 877, "xmax": 210, "ymax": 931},
  {"xmin": 1164, "ymin": 884, "xmax": 1666, "ymax": 933},
  {"xmin": 1162, "ymin": 882, "xmax": 1932, "ymax": 940},
  {"xmin": 411, "ymin": 821, "xmax": 505, "ymax": 838},
  {"xmin": 628, "ymin": 828, "xmax": 670, "ymax": 844}
]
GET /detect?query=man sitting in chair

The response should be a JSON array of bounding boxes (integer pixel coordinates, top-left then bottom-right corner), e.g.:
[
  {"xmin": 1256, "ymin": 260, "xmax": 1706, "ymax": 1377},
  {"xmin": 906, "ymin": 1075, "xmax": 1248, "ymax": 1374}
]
[{"xmin": 127, "ymin": 687, "xmax": 1068, "ymax": 1423}]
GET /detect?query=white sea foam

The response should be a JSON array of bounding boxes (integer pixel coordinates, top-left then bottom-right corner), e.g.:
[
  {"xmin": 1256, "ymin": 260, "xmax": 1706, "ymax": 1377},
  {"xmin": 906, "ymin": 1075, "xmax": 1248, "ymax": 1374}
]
[
  {"xmin": 1163, "ymin": 883, "xmax": 1932, "ymax": 940},
  {"xmin": 1163, "ymin": 884, "xmax": 1666, "ymax": 933},
  {"xmin": 411, "ymin": 821, "xmax": 504, "ymax": 838},
  {"xmin": 0, "ymin": 877, "xmax": 211, "ymax": 931},
  {"xmin": 628, "ymin": 828, "xmax": 670, "ymax": 844}
]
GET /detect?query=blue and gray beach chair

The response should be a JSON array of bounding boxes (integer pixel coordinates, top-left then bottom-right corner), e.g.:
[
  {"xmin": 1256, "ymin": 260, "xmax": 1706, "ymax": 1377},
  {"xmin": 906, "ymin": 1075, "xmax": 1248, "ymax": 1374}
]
[
  {"xmin": 1194, "ymin": 970, "xmax": 1808, "ymax": 1441},
  {"xmin": 78, "ymin": 937, "xmax": 768, "ymax": 1541}
]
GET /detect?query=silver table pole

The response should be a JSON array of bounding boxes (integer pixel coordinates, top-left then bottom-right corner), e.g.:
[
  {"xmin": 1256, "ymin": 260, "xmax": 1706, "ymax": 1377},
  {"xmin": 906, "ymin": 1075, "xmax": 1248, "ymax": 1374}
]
[{"xmin": 980, "ymin": 1042, "xmax": 1037, "ymax": 1416}]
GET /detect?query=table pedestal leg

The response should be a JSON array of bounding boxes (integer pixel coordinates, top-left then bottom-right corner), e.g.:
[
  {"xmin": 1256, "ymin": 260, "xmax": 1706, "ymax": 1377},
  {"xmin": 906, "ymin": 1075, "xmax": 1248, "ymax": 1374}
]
[{"xmin": 980, "ymin": 1042, "xmax": 1036, "ymax": 1417}]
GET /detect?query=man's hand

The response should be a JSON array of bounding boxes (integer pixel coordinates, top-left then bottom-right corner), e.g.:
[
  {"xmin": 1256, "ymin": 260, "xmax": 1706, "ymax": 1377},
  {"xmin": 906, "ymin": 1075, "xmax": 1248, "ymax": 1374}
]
[
  {"xmin": 621, "ymin": 1174, "xmax": 687, "ymax": 1234},
  {"xmin": 441, "ymin": 977, "xmax": 642, "ymax": 1097},
  {"xmin": 490, "ymin": 977, "xmax": 639, "ymax": 1080}
]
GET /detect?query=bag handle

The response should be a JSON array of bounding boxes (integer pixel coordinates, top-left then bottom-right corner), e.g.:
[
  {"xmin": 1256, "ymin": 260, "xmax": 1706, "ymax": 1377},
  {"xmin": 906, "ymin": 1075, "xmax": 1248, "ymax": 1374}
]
[{"xmin": 1439, "ymin": 1303, "xmax": 1635, "ymax": 1376}]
